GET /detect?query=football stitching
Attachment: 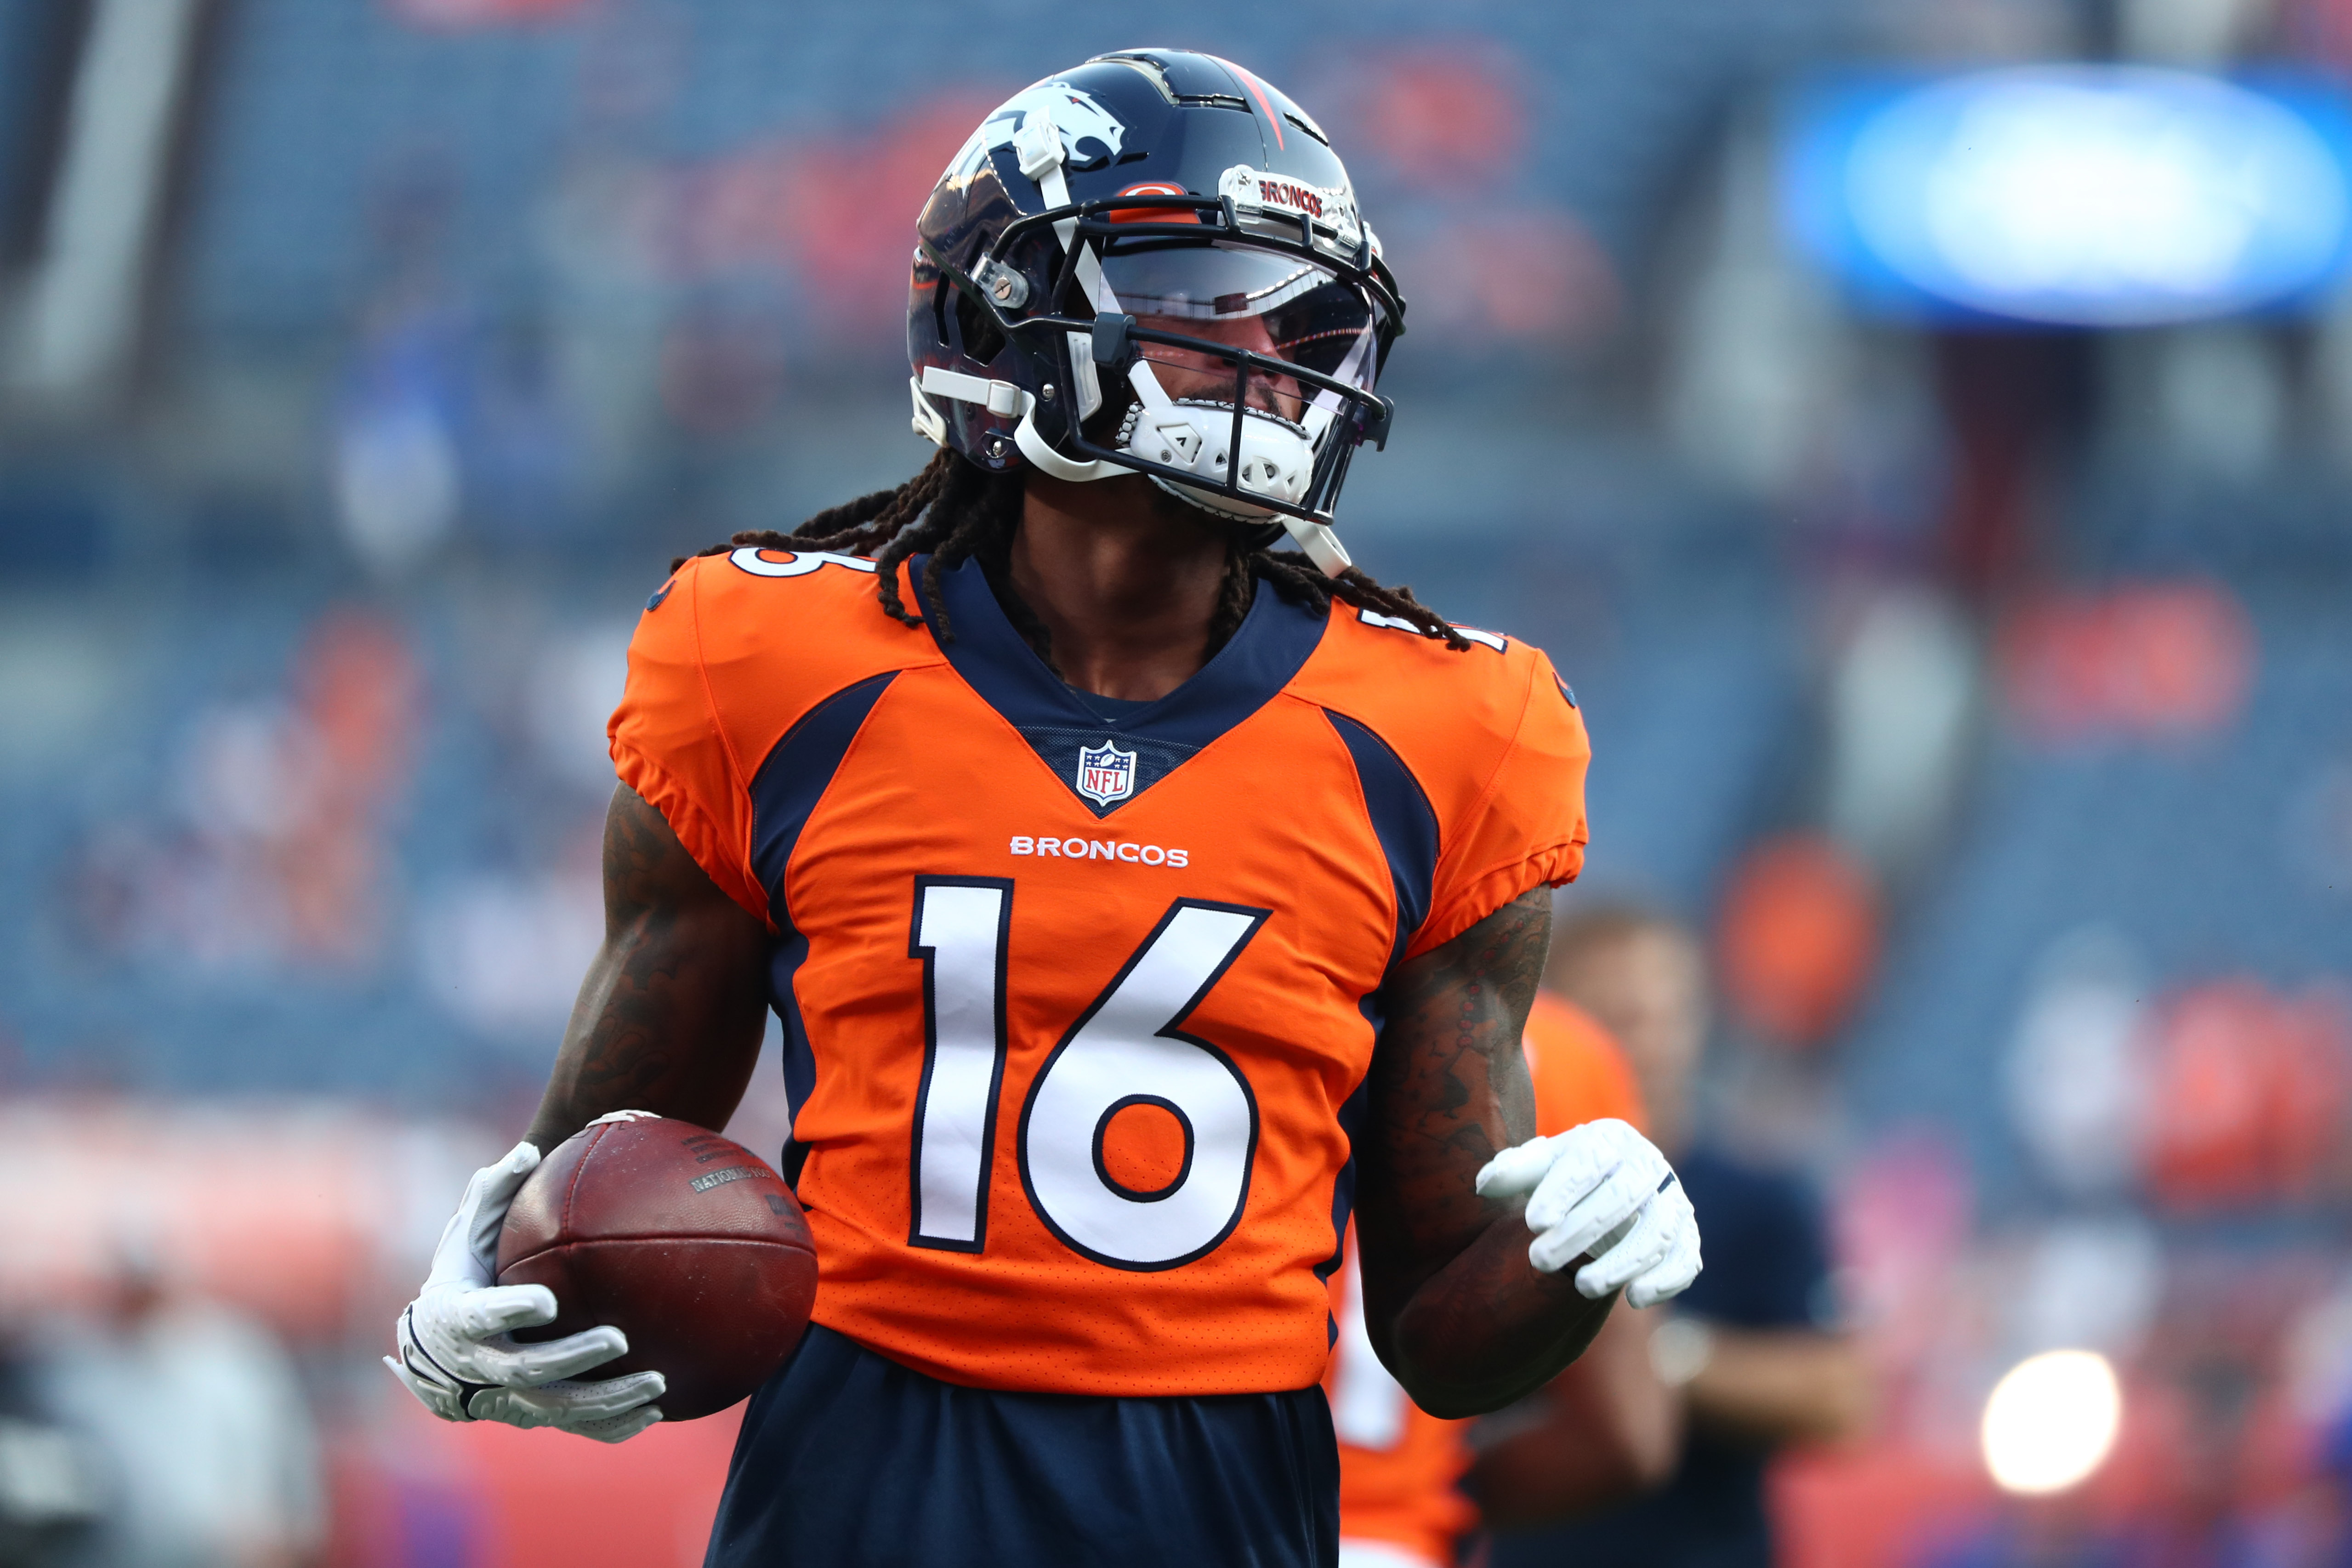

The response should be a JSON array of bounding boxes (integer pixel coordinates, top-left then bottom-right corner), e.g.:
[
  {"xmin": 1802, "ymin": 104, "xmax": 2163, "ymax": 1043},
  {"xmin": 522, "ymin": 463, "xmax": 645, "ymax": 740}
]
[{"xmin": 561, "ymin": 1123, "xmax": 607, "ymax": 1241}]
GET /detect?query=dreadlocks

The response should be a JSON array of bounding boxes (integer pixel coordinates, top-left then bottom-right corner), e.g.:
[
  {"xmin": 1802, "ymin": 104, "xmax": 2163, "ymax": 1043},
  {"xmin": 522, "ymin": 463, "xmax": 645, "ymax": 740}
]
[{"xmin": 681, "ymin": 449, "xmax": 1470, "ymax": 671}]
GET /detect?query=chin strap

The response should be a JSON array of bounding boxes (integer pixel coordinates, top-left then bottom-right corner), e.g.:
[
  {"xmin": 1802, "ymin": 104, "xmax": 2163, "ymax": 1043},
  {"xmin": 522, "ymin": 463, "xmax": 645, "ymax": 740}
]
[
  {"xmin": 915, "ymin": 364, "xmax": 1353, "ymax": 579},
  {"xmin": 918, "ymin": 367, "xmax": 1127, "ymax": 482},
  {"xmin": 1283, "ymin": 517, "xmax": 1353, "ymax": 577},
  {"xmin": 1013, "ymin": 400, "xmax": 1128, "ymax": 482}
]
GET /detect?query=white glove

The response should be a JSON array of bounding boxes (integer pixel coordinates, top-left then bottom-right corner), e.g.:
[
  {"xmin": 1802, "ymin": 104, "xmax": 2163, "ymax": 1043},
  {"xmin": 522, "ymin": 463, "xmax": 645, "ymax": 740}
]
[
  {"xmin": 385, "ymin": 1137, "xmax": 665, "ymax": 1443},
  {"xmin": 1475, "ymin": 1118, "xmax": 1702, "ymax": 1309}
]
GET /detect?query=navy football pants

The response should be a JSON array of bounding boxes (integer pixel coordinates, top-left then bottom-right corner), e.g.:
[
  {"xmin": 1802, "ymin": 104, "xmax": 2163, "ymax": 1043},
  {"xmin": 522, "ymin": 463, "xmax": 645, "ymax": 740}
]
[{"xmin": 703, "ymin": 1324, "xmax": 1341, "ymax": 1567}]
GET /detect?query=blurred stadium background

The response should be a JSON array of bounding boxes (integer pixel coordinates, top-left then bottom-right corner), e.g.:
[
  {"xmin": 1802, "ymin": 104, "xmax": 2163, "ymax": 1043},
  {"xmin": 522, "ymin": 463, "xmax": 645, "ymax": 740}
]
[{"xmin": 3, "ymin": 0, "xmax": 2352, "ymax": 1563}]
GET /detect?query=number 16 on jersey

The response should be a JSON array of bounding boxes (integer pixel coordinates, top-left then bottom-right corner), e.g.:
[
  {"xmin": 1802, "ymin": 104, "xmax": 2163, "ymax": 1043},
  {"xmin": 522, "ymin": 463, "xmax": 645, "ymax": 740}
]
[{"xmin": 905, "ymin": 877, "xmax": 1269, "ymax": 1272}]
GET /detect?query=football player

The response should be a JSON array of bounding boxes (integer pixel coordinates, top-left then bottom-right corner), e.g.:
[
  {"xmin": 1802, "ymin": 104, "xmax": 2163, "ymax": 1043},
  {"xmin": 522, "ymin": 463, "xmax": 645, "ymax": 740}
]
[
  {"xmin": 387, "ymin": 51, "xmax": 1700, "ymax": 1567},
  {"xmin": 1328, "ymin": 991, "xmax": 1679, "ymax": 1568}
]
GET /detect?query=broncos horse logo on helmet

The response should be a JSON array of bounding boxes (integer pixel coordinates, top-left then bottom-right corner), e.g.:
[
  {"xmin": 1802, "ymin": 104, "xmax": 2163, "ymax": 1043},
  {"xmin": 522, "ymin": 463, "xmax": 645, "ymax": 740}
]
[
  {"xmin": 943, "ymin": 80, "xmax": 1129, "ymax": 185},
  {"xmin": 907, "ymin": 49, "xmax": 1407, "ymax": 577}
]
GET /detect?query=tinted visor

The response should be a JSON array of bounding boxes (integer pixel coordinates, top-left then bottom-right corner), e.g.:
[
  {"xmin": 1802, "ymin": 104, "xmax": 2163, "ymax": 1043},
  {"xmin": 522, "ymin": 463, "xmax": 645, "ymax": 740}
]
[{"xmin": 1098, "ymin": 243, "xmax": 1380, "ymax": 422}]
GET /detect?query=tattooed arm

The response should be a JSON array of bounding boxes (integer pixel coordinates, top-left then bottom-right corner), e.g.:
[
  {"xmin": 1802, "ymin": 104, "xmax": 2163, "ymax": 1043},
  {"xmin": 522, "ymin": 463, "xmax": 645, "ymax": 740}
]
[
  {"xmin": 383, "ymin": 784, "xmax": 767, "ymax": 1440},
  {"xmin": 523, "ymin": 784, "xmax": 773, "ymax": 1153},
  {"xmin": 1353, "ymin": 888, "xmax": 1617, "ymax": 1419}
]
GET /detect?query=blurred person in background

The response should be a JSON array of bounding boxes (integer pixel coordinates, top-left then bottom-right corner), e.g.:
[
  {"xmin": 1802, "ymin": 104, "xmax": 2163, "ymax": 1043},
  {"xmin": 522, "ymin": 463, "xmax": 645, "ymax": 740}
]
[
  {"xmin": 1329, "ymin": 992, "xmax": 1681, "ymax": 1568},
  {"xmin": 1492, "ymin": 906, "xmax": 1869, "ymax": 1568},
  {"xmin": 36, "ymin": 1239, "xmax": 322, "ymax": 1568},
  {"xmin": 0, "ymin": 1331, "xmax": 101, "ymax": 1568}
]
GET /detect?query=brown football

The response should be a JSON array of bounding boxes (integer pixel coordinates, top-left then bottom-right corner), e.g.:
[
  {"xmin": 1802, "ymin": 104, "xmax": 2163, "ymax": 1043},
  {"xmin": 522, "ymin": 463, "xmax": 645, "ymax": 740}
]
[{"xmin": 494, "ymin": 1114, "xmax": 818, "ymax": 1421}]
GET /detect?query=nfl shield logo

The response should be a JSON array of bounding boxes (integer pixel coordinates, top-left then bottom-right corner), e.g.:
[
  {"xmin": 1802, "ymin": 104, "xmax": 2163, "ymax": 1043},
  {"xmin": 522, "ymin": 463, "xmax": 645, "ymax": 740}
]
[{"xmin": 1075, "ymin": 741, "xmax": 1136, "ymax": 807}]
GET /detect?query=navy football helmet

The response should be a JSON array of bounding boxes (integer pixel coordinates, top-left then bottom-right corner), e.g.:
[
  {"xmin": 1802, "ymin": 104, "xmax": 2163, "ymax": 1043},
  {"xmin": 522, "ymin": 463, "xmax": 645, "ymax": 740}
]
[{"xmin": 906, "ymin": 50, "xmax": 1405, "ymax": 575}]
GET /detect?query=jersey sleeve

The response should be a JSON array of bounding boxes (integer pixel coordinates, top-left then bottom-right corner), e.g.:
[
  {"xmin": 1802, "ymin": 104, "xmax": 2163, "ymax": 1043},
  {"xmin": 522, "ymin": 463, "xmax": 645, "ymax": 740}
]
[
  {"xmin": 1408, "ymin": 651, "xmax": 1591, "ymax": 959},
  {"xmin": 606, "ymin": 559, "xmax": 771, "ymax": 926}
]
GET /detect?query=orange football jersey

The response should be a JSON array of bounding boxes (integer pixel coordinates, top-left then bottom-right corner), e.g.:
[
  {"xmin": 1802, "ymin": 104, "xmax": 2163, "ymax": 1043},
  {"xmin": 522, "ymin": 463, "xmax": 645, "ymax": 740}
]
[
  {"xmin": 1325, "ymin": 992, "xmax": 1646, "ymax": 1566},
  {"xmin": 607, "ymin": 546, "xmax": 1589, "ymax": 1396}
]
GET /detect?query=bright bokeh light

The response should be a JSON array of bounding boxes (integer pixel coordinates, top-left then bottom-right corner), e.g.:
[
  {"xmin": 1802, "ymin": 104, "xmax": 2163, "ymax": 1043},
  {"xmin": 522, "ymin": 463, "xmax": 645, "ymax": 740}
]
[
  {"xmin": 1790, "ymin": 67, "xmax": 2352, "ymax": 325},
  {"xmin": 1981, "ymin": 1349, "xmax": 2124, "ymax": 1495}
]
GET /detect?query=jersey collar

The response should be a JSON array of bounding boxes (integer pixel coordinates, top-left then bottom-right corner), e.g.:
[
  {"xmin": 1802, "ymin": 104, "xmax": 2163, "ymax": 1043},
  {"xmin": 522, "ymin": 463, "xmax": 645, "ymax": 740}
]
[{"xmin": 909, "ymin": 552, "xmax": 1329, "ymax": 801}]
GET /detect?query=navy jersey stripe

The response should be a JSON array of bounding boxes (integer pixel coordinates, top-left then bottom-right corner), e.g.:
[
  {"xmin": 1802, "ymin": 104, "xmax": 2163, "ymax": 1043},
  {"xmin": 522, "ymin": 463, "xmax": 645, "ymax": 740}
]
[
  {"xmin": 748, "ymin": 670, "xmax": 899, "ymax": 916},
  {"xmin": 1317, "ymin": 1063, "xmax": 1373, "ymax": 1312},
  {"xmin": 1321, "ymin": 709, "xmax": 1440, "ymax": 965},
  {"xmin": 768, "ymin": 929, "xmax": 816, "ymax": 1188},
  {"xmin": 748, "ymin": 669, "xmax": 898, "ymax": 1188},
  {"xmin": 1316, "ymin": 710, "xmax": 1439, "ymax": 1316}
]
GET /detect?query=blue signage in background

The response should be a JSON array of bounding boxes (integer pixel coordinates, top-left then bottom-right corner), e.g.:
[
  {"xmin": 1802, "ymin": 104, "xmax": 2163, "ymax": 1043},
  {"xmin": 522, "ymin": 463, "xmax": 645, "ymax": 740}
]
[{"xmin": 1784, "ymin": 67, "xmax": 2352, "ymax": 327}]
